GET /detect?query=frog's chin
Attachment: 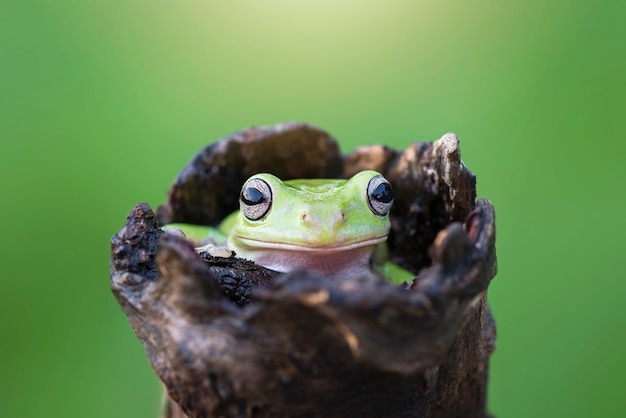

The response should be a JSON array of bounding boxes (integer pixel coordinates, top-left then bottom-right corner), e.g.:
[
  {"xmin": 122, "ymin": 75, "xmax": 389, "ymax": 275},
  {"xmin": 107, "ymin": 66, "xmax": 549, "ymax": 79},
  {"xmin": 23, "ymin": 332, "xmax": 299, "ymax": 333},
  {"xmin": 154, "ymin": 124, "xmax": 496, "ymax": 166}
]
[{"xmin": 230, "ymin": 236, "xmax": 386, "ymax": 278}]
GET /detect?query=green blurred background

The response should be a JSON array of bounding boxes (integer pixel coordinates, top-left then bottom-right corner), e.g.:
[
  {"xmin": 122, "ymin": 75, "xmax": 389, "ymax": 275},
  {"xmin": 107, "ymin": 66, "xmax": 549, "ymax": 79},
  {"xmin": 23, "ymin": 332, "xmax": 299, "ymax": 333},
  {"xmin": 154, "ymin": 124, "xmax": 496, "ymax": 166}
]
[{"xmin": 1, "ymin": 1, "xmax": 624, "ymax": 417}]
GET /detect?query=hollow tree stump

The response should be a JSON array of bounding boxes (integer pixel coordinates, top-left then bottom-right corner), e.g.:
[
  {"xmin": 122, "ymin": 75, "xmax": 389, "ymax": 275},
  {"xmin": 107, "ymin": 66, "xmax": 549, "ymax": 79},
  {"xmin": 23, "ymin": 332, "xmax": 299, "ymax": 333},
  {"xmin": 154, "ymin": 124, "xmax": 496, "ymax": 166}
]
[{"xmin": 110, "ymin": 123, "xmax": 498, "ymax": 418}]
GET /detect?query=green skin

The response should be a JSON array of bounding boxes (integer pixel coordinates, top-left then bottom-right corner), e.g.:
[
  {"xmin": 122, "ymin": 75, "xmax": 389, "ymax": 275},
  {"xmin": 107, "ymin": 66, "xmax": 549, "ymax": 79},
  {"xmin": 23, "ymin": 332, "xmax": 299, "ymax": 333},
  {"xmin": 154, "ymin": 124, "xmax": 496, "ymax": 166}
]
[{"xmin": 165, "ymin": 170, "xmax": 413, "ymax": 284}]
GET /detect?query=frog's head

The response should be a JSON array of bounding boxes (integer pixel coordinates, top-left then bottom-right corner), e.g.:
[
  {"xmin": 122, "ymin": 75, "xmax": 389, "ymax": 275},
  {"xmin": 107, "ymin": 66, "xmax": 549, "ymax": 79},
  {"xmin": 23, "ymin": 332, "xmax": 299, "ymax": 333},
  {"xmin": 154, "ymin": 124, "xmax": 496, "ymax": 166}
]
[{"xmin": 227, "ymin": 170, "xmax": 394, "ymax": 276}]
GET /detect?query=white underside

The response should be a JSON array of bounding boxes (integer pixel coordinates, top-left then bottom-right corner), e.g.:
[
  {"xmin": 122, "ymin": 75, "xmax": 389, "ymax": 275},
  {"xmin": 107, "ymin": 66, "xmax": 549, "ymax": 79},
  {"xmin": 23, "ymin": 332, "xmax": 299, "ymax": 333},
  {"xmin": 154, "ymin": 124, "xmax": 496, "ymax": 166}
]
[{"xmin": 230, "ymin": 237, "xmax": 384, "ymax": 278}]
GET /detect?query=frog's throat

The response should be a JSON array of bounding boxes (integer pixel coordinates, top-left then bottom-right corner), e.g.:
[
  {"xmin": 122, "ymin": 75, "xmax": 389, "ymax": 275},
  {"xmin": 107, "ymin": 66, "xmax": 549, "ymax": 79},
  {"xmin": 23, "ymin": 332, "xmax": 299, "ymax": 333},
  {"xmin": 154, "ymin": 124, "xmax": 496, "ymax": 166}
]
[
  {"xmin": 230, "ymin": 235, "xmax": 387, "ymax": 252},
  {"xmin": 229, "ymin": 238, "xmax": 383, "ymax": 277}
]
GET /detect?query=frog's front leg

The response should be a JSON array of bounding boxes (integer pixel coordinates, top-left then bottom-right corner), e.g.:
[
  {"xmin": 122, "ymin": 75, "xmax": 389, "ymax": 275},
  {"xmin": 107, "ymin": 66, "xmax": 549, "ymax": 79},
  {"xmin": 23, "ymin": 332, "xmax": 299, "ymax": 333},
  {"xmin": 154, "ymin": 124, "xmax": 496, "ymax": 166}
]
[
  {"xmin": 162, "ymin": 223, "xmax": 234, "ymax": 258},
  {"xmin": 371, "ymin": 243, "xmax": 415, "ymax": 285},
  {"xmin": 375, "ymin": 261, "xmax": 415, "ymax": 285}
]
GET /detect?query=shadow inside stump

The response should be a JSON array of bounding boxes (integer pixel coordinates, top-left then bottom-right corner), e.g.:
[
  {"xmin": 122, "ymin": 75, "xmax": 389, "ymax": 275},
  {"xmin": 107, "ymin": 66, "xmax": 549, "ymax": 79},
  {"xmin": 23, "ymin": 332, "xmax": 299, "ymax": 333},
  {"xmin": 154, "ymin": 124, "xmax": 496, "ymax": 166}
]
[{"xmin": 110, "ymin": 122, "xmax": 497, "ymax": 418}]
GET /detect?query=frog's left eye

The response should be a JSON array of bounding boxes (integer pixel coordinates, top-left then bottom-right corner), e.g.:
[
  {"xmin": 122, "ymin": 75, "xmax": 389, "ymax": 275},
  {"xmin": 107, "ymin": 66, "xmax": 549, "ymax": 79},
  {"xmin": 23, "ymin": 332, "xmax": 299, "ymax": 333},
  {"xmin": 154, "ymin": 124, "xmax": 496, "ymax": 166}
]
[
  {"xmin": 240, "ymin": 177, "xmax": 272, "ymax": 221},
  {"xmin": 367, "ymin": 175, "xmax": 394, "ymax": 216}
]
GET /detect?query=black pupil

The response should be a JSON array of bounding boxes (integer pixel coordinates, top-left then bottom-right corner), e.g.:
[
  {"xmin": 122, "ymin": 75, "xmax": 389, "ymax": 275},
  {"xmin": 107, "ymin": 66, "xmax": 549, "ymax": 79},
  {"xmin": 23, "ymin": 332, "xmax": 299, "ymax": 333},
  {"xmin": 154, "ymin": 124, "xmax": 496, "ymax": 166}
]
[
  {"xmin": 373, "ymin": 183, "xmax": 393, "ymax": 203},
  {"xmin": 242, "ymin": 187, "xmax": 265, "ymax": 205}
]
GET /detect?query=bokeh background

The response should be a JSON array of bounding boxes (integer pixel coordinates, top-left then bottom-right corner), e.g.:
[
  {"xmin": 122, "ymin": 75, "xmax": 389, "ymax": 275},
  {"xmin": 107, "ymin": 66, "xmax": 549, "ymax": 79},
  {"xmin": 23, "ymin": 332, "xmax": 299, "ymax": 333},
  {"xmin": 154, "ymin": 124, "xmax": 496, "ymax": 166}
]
[{"xmin": 1, "ymin": 1, "xmax": 624, "ymax": 417}]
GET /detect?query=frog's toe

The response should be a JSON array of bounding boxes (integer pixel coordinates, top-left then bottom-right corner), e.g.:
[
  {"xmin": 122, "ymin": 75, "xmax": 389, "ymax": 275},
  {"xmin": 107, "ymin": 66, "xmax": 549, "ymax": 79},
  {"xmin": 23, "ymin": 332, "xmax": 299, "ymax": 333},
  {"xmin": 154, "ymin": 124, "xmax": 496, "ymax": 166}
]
[
  {"xmin": 195, "ymin": 243, "xmax": 234, "ymax": 258},
  {"xmin": 162, "ymin": 226, "xmax": 187, "ymax": 238}
]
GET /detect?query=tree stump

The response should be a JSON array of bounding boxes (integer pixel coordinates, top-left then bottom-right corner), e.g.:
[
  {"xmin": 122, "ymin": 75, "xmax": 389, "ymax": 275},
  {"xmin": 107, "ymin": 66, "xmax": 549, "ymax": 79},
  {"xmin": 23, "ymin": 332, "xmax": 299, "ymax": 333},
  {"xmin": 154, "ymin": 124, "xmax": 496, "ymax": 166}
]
[{"xmin": 110, "ymin": 123, "xmax": 498, "ymax": 418}]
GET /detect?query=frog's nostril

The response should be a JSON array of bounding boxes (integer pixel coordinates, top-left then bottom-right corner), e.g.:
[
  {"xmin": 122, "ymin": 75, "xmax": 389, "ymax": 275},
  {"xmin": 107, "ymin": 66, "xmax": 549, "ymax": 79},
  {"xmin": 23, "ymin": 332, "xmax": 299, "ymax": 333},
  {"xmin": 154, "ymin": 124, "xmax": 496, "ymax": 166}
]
[{"xmin": 300, "ymin": 212, "xmax": 344, "ymax": 228}]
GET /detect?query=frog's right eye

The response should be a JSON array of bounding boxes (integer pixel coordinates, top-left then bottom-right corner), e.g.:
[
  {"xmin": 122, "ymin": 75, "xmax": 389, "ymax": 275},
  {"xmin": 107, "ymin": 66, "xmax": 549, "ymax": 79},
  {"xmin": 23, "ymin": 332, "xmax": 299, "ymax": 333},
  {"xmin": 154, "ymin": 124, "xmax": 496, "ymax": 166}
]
[{"xmin": 240, "ymin": 177, "xmax": 272, "ymax": 221}]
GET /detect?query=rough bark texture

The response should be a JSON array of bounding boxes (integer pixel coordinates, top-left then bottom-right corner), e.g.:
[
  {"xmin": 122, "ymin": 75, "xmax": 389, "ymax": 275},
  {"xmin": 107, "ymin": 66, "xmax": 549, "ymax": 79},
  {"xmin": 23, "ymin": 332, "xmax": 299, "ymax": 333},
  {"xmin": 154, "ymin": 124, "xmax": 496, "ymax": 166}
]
[{"xmin": 110, "ymin": 123, "xmax": 498, "ymax": 418}]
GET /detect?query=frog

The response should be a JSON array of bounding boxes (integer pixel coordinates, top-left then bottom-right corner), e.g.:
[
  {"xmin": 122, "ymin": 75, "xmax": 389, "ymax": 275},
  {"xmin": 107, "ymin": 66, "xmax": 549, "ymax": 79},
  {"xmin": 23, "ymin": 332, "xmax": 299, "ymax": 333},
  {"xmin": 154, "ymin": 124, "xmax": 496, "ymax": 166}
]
[{"xmin": 163, "ymin": 170, "xmax": 413, "ymax": 284}]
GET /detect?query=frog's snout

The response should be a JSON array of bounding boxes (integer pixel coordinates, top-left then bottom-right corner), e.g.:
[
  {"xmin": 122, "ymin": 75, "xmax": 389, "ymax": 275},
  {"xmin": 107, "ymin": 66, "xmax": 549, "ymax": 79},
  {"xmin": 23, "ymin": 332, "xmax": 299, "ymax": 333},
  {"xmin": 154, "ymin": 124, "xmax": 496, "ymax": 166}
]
[{"xmin": 300, "ymin": 211, "xmax": 347, "ymax": 231}]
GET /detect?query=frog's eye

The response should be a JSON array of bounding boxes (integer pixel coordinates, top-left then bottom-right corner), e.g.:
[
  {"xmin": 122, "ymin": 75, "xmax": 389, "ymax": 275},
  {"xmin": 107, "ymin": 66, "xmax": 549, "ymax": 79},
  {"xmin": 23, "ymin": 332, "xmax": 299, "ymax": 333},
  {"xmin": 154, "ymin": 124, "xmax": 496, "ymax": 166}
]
[
  {"xmin": 367, "ymin": 175, "xmax": 394, "ymax": 216},
  {"xmin": 240, "ymin": 177, "xmax": 272, "ymax": 221}
]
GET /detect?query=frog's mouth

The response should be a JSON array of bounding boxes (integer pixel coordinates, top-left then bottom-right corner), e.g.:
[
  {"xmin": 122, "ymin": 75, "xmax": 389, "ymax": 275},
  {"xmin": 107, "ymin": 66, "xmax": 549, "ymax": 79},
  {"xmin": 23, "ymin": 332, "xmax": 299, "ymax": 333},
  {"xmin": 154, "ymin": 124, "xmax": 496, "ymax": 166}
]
[{"xmin": 233, "ymin": 235, "xmax": 387, "ymax": 252}]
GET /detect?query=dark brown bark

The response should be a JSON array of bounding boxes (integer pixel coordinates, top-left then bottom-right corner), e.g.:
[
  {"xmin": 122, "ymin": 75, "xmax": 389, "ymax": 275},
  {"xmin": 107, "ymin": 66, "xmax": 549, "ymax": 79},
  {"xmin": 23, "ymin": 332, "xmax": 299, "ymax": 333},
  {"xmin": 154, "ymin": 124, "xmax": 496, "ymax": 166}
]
[{"xmin": 110, "ymin": 123, "xmax": 498, "ymax": 418}]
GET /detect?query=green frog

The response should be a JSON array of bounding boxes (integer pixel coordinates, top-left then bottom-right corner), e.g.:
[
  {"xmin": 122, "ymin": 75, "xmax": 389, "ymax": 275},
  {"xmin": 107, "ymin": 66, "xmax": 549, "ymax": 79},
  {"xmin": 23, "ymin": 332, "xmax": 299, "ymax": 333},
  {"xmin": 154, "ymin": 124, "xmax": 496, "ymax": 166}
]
[{"xmin": 164, "ymin": 170, "xmax": 412, "ymax": 284}]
